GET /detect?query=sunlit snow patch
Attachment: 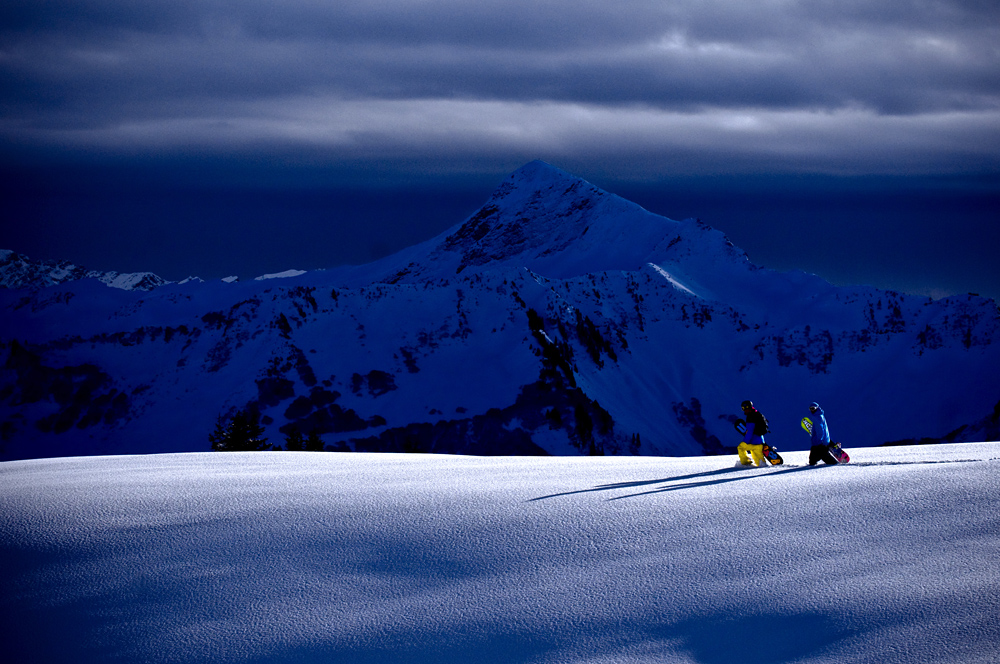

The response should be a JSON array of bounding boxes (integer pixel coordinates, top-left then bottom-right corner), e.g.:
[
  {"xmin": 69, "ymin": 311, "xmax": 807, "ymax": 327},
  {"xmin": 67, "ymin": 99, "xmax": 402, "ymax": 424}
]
[
  {"xmin": 255, "ymin": 269, "xmax": 307, "ymax": 281},
  {"xmin": 648, "ymin": 263, "xmax": 699, "ymax": 297}
]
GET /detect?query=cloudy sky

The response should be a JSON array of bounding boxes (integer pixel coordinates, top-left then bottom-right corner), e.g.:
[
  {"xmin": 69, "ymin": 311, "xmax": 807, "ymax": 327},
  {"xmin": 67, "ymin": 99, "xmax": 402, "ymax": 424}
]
[{"xmin": 2, "ymin": 0, "xmax": 998, "ymax": 298}]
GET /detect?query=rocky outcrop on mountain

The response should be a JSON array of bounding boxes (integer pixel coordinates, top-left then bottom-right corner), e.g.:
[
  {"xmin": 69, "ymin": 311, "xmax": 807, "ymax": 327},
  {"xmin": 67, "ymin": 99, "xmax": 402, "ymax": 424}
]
[{"xmin": 1, "ymin": 162, "xmax": 998, "ymax": 461}]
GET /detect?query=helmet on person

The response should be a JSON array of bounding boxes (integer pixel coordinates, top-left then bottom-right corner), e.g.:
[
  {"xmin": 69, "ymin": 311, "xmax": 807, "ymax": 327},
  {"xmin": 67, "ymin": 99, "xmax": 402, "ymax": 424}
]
[
  {"xmin": 809, "ymin": 402, "xmax": 820, "ymax": 413},
  {"xmin": 741, "ymin": 400, "xmax": 753, "ymax": 410}
]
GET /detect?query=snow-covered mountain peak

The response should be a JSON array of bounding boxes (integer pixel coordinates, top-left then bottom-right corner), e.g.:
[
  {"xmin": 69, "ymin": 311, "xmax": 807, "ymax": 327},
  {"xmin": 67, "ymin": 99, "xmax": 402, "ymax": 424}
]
[
  {"xmin": 378, "ymin": 161, "xmax": 745, "ymax": 286},
  {"xmin": 2, "ymin": 162, "xmax": 997, "ymax": 463}
]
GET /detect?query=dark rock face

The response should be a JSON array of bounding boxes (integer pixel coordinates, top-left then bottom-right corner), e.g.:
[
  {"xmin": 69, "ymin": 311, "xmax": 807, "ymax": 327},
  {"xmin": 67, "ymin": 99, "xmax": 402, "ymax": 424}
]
[{"xmin": 1, "ymin": 341, "xmax": 132, "ymax": 439}]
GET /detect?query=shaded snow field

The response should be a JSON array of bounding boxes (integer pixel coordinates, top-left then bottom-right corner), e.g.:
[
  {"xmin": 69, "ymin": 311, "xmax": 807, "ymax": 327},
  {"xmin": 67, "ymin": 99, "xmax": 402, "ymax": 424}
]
[{"xmin": 2, "ymin": 443, "xmax": 999, "ymax": 664}]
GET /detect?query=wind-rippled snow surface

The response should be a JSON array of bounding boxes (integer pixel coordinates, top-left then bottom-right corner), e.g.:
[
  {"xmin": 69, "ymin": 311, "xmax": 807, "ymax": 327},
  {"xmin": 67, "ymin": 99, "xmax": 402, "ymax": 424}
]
[{"xmin": 3, "ymin": 444, "xmax": 999, "ymax": 663}]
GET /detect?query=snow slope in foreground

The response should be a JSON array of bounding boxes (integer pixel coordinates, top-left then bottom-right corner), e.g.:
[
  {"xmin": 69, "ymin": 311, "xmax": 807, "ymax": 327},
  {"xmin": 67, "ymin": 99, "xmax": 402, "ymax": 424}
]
[{"xmin": 2, "ymin": 444, "xmax": 999, "ymax": 664}]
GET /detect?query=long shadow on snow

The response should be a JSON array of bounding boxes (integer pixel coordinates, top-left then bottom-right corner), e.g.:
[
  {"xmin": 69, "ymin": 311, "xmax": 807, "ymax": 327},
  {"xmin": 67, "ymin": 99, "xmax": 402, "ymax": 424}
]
[
  {"xmin": 529, "ymin": 465, "xmax": 814, "ymax": 502},
  {"xmin": 529, "ymin": 466, "xmax": 744, "ymax": 501},
  {"xmin": 610, "ymin": 465, "xmax": 816, "ymax": 500}
]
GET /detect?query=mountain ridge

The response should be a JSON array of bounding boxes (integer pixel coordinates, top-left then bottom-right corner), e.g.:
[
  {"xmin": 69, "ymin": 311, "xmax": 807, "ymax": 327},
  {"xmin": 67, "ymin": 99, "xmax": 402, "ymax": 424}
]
[
  {"xmin": 1, "ymin": 161, "xmax": 998, "ymax": 461},
  {"xmin": 0, "ymin": 248, "xmax": 171, "ymax": 292}
]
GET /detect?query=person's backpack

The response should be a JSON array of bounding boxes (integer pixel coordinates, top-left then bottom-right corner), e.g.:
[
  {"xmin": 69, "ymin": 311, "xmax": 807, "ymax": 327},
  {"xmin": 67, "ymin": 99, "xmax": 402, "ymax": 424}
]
[{"xmin": 750, "ymin": 409, "xmax": 770, "ymax": 435}]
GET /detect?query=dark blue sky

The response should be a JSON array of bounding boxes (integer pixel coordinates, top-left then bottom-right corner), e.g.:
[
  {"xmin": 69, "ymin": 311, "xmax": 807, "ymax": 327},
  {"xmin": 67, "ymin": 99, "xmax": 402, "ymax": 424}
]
[{"xmin": 2, "ymin": 0, "xmax": 998, "ymax": 300}]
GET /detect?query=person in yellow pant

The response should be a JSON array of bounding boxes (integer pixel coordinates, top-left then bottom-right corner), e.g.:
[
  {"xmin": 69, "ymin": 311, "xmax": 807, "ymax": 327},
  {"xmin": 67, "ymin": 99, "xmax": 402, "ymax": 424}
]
[
  {"xmin": 738, "ymin": 400, "xmax": 769, "ymax": 467},
  {"xmin": 738, "ymin": 440, "xmax": 766, "ymax": 466}
]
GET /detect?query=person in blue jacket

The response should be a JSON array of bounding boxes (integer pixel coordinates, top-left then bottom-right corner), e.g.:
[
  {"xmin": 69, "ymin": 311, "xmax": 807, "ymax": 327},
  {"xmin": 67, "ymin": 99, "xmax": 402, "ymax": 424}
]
[{"xmin": 807, "ymin": 402, "xmax": 839, "ymax": 465}]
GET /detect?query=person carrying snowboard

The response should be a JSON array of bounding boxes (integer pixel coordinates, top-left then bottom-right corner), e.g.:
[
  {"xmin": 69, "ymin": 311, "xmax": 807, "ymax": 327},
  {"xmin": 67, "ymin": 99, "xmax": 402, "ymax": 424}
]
[
  {"xmin": 807, "ymin": 402, "xmax": 839, "ymax": 465},
  {"xmin": 738, "ymin": 400, "xmax": 768, "ymax": 467}
]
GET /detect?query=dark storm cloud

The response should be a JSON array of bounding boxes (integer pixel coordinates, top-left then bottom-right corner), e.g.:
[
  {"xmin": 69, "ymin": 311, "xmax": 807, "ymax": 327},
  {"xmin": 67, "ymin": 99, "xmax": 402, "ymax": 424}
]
[
  {"xmin": 2, "ymin": 1, "xmax": 999, "ymax": 302},
  {"xmin": 1, "ymin": 0, "xmax": 999, "ymax": 179}
]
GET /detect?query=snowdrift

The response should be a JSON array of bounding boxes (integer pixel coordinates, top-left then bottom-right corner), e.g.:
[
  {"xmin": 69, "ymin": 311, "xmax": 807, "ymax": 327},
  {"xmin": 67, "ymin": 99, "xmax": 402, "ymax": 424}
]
[{"xmin": 3, "ymin": 443, "xmax": 999, "ymax": 663}]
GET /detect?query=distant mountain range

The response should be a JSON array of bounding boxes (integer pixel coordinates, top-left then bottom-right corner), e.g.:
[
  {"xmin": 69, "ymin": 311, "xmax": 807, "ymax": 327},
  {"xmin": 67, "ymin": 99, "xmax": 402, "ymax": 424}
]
[
  {"xmin": 2, "ymin": 161, "xmax": 998, "ymax": 460},
  {"xmin": 0, "ymin": 248, "xmax": 171, "ymax": 292}
]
